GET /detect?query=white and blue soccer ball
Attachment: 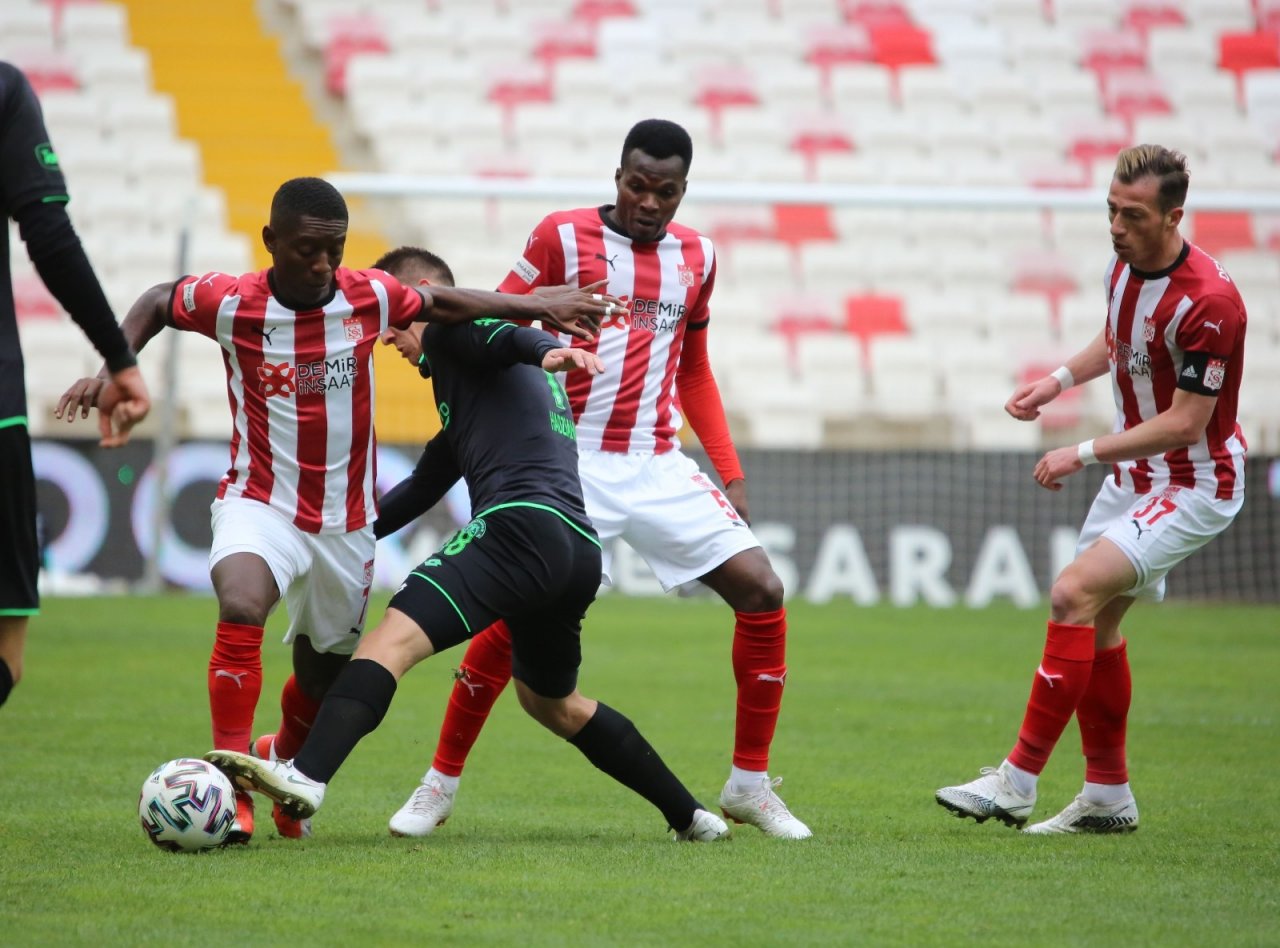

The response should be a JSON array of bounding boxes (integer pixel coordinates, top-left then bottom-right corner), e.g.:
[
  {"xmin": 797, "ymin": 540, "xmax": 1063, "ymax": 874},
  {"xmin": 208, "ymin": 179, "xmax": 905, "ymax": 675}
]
[{"xmin": 138, "ymin": 758, "xmax": 237, "ymax": 852}]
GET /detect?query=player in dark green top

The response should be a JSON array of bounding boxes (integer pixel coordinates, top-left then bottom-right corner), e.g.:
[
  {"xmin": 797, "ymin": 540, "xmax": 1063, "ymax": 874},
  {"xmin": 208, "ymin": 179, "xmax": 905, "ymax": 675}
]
[
  {"xmin": 0, "ymin": 62, "xmax": 151, "ymax": 708},
  {"xmin": 206, "ymin": 248, "xmax": 731, "ymax": 842}
]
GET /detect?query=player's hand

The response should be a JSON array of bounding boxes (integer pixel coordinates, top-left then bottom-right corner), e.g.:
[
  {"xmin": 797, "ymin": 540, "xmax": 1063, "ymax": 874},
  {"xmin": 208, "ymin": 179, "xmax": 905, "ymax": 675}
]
[
  {"xmin": 725, "ymin": 478, "xmax": 751, "ymax": 524},
  {"xmin": 380, "ymin": 324, "xmax": 425, "ymax": 365},
  {"xmin": 542, "ymin": 347, "xmax": 604, "ymax": 375},
  {"xmin": 55, "ymin": 376, "xmax": 109, "ymax": 422},
  {"xmin": 1005, "ymin": 376, "xmax": 1062, "ymax": 421},
  {"xmin": 96, "ymin": 365, "xmax": 151, "ymax": 448},
  {"xmin": 534, "ymin": 280, "xmax": 625, "ymax": 342},
  {"xmin": 1033, "ymin": 445, "xmax": 1083, "ymax": 491}
]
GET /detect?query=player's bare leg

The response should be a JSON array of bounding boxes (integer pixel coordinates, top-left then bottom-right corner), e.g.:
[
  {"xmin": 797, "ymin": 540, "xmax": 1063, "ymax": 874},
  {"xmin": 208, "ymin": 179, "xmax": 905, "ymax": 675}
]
[
  {"xmin": 700, "ymin": 548, "xmax": 811, "ymax": 839},
  {"xmin": 513, "ymin": 680, "xmax": 729, "ymax": 841},
  {"xmin": 0, "ymin": 616, "xmax": 28, "ymax": 708}
]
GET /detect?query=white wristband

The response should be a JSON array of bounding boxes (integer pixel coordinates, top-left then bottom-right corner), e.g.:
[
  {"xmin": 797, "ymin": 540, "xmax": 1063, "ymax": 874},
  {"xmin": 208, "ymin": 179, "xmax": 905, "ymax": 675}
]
[
  {"xmin": 1077, "ymin": 439, "xmax": 1098, "ymax": 465},
  {"xmin": 1050, "ymin": 365, "xmax": 1075, "ymax": 390}
]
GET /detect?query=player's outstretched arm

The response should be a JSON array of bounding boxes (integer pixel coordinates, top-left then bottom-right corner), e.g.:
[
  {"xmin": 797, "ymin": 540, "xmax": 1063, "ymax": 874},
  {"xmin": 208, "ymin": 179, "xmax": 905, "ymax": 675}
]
[
  {"xmin": 55, "ymin": 282, "xmax": 173, "ymax": 422},
  {"xmin": 1007, "ymin": 329, "xmax": 1110, "ymax": 421},
  {"xmin": 94, "ymin": 364, "xmax": 152, "ymax": 448},
  {"xmin": 415, "ymin": 280, "xmax": 623, "ymax": 341}
]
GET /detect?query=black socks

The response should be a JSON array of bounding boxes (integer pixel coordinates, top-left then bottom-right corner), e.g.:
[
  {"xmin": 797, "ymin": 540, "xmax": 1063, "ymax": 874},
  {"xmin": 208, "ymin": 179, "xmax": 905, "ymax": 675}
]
[{"xmin": 293, "ymin": 659, "xmax": 397, "ymax": 783}]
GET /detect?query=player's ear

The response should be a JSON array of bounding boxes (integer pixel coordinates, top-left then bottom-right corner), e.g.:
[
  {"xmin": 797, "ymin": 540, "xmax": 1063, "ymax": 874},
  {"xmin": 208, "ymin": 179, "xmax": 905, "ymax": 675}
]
[
  {"xmin": 261, "ymin": 224, "xmax": 275, "ymax": 254},
  {"xmin": 1167, "ymin": 206, "xmax": 1184, "ymax": 229}
]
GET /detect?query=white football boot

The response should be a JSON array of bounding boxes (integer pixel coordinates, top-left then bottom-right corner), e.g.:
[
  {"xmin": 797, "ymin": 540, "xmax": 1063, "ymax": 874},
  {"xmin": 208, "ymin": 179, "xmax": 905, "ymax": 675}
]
[
  {"xmin": 935, "ymin": 763, "xmax": 1036, "ymax": 828},
  {"xmin": 719, "ymin": 776, "xmax": 812, "ymax": 839},
  {"xmin": 1023, "ymin": 794, "xmax": 1139, "ymax": 835},
  {"xmin": 388, "ymin": 773, "xmax": 456, "ymax": 838},
  {"xmin": 204, "ymin": 749, "xmax": 325, "ymax": 820},
  {"xmin": 674, "ymin": 808, "xmax": 732, "ymax": 842}
]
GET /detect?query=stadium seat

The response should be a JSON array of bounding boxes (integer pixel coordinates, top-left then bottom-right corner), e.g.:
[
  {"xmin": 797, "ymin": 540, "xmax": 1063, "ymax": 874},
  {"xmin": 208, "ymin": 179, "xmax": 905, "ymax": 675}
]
[
  {"xmin": 693, "ymin": 66, "xmax": 761, "ymax": 141},
  {"xmin": 323, "ymin": 15, "xmax": 390, "ymax": 97},
  {"xmin": 1100, "ymin": 70, "xmax": 1173, "ymax": 125},
  {"xmin": 1010, "ymin": 251, "xmax": 1079, "ymax": 325},
  {"xmin": 1188, "ymin": 211, "xmax": 1257, "ymax": 257},
  {"xmin": 531, "ymin": 18, "xmax": 596, "ymax": 67},
  {"xmin": 56, "ymin": 2, "xmax": 130, "ymax": 49},
  {"xmin": 1122, "ymin": 0, "xmax": 1187, "ymax": 36},
  {"xmin": 1147, "ymin": 26, "xmax": 1220, "ymax": 75},
  {"xmin": 1079, "ymin": 30, "xmax": 1148, "ymax": 81},
  {"xmin": 870, "ymin": 22, "xmax": 937, "ymax": 71},
  {"xmin": 805, "ymin": 23, "xmax": 875, "ymax": 93},
  {"xmin": 843, "ymin": 292, "xmax": 908, "ymax": 365},
  {"xmin": 1218, "ymin": 32, "xmax": 1280, "ymax": 102},
  {"xmin": 1063, "ymin": 115, "xmax": 1130, "ymax": 169},
  {"xmin": 787, "ymin": 114, "xmax": 856, "ymax": 179},
  {"xmin": 10, "ymin": 49, "xmax": 79, "ymax": 94}
]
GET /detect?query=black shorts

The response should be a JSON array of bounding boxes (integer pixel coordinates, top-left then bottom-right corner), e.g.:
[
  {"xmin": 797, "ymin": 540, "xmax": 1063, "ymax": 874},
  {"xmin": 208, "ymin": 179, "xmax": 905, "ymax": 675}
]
[
  {"xmin": 0, "ymin": 423, "xmax": 40, "ymax": 615},
  {"xmin": 388, "ymin": 504, "xmax": 601, "ymax": 698}
]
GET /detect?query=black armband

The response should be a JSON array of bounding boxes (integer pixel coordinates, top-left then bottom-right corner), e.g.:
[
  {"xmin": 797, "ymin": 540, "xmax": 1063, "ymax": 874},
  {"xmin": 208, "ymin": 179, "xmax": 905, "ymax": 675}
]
[{"xmin": 1176, "ymin": 351, "xmax": 1229, "ymax": 396}]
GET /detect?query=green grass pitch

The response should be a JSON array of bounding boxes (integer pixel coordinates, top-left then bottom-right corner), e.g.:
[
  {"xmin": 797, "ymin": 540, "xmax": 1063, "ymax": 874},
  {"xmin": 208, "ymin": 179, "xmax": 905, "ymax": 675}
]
[{"xmin": 2, "ymin": 594, "xmax": 1277, "ymax": 946}]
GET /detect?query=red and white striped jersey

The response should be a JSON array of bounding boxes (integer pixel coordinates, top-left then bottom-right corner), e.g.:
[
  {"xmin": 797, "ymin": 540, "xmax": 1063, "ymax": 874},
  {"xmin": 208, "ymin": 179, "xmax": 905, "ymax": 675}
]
[
  {"xmin": 497, "ymin": 206, "xmax": 716, "ymax": 454},
  {"xmin": 1101, "ymin": 241, "xmax": 1247, "ymax": 499},
  {"xmin": 170, "ymin": 267, "xmax": 424, "ymax": 533}
]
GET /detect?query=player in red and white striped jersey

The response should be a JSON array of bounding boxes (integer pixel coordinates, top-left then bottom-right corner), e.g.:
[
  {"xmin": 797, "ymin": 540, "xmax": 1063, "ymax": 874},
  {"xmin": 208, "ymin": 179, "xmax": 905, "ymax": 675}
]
[
  {"xmin": 384, "ymin": 120, "xmax": 812, "ymax": 840},
  {"xmin": 937, "ymin": 145, "xmax": 1248, "ymax": 835},
  {"xmin": 57, "ymin": 177, "xmax": 617, "ymax": 843}
]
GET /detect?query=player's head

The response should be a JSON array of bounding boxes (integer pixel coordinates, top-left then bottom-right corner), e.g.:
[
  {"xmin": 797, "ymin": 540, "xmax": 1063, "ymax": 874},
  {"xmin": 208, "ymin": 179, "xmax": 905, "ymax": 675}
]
[
  {"xmin": 263, "ymin": 177, "xmax": 349, "ymax": 306},
  {"xmin": 373, "ymin": 246, "xmax": 456, "ymax": 287},
  {"xmin": 1108, "ymin": 145, "xmax": 1188, "ymax": 270},
  {"xmin": 612, "ymin": 119, "xmax": 692, "ymax": 244}
]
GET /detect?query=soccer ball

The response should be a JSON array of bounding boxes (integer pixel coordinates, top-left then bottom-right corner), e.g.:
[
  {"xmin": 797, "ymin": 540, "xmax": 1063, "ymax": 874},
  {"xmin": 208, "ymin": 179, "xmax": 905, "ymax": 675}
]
[{"xmin": 138, "ymin": 758, "xmax": 237, "ymax": 852}]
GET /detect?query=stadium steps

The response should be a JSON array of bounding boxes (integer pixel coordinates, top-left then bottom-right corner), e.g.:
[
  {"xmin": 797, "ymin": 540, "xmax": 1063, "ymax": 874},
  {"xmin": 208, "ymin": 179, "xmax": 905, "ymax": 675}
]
[
  {"xmin": 113, "ymin": 0, "xmax": 384, "ymax": 273},
  {"xmin": 114, "ymin": 0, "xmax": 434, "ymax": 444}
]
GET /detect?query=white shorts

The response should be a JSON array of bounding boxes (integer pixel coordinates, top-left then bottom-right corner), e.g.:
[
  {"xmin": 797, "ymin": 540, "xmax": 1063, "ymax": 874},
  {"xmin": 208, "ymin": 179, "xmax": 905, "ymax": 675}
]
[
  {"xmin": 209, "ymin": 498, "xmax": 376, "ymax": 654},
  {"xmin": 579, "ymin": 449, "xmax": 762, "ymax": 592},
  {"xmin": 1076, "ymin": 477, "xmax": 1243, "ymax": 602}
]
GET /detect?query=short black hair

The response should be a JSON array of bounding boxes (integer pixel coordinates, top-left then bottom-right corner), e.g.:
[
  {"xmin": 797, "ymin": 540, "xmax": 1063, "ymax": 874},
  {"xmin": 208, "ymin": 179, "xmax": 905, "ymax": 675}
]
[
  {"xmin": 270, "ymin": 177, "xmax": 348, "ymax": 229},
  {"xmin": 621, "ymin": 119, "xmax": 692, "ymax": 173},
  {"xmin": 372, "ymin": 246, "xmax": 456, "ymax": 286}
]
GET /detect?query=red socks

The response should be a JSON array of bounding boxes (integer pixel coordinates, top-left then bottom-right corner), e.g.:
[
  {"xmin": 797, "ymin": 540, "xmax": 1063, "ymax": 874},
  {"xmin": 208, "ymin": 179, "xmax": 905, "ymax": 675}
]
[
  {"xmin": 1077, "ymin": 640, "xmax": 1131, "ymax": 785},
  {"xmin": 272, "ymin": 674, "xmax": 322, "ymax": 760},
  {"xmin": 432, "ymin": 619, "xmax": 513, "ymax": 777},
  {"xmin": 1008, "ymin": 620, "xmax": 1095, "ymax": 775},
  {"xmin": 208, "ymin": 621, "xmax": 264, "ymax": 752},
  {"xmin": 731, "ymin": 608, "xmax": 788, "ymax": 772}
]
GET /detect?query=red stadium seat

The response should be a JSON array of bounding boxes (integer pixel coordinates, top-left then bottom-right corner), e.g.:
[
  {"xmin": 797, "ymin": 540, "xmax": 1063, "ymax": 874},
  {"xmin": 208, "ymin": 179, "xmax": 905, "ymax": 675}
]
[
  {"xmin": 1219, "ymin": 31, "xmax": 1280, "ymax": 76},
  {"xmin": 694, "ymin": 67, "xmax": 760, "ymax": 143},
  {"xmin": 843, "ymin": 293, "xmax": 908, "ymax": 366},
  {"xmin": 13, "ymin": 275, "xmax": 61, "ymax": 320},
  {"xmin": 869, "ymin": 23, "xmax": 936, "ymax": 71},
  {"xmin": 1121, "ymin": 0, "xmax": 1186, "ymax": 36},
  {"xmin": 486, "ymin": 63, "xmax": 554, "ymax": 134},
  {"xmin": 12, "ymin": 50, "xmax": 79, "ymax": 94},
  {"xmin": 1064, "ymin": 116, "xmax": 1130, "ymax": 170},
  {"xmin": 1189, "ymin": 211, "xmax": 1257, "ymax": 257},
  {"xmin": 1100, "ymin": 70, "xmax": 1172, "ymax": 125},
  {"xmin": 1261, "ymin": 1, "xmax": 1280, "ymax": 36},
  {"xmin": 773, "ymin": 204, "xmax": 838, "ymax": 249},
  {"xmin": 1010, "ymin": 252, "xmax": 1078, "ymax": 327},
  {"xmin": 774, "ymin": 296, "xmax": 841, "ymax": 370},
  {"xmin": 533, "ymin": 20, "xmax": 597, "ymax": 66},
  {"xmin": 1079, "ymin": 30, "xmax": 1148, "ymax": 80},
  {"xmin": 805, "ymin": 24, "xmax": 875, "ymax": 95},
  {"xmin": 787, "ymin": 113, "xmax": 856, "ymax": 181},
  {"xmin": 324, "ymin": 15, "xmax": 389, "ymax": 97},
  {"xmin": 841, "ymin": 1, "xmax": 913, "ymax": 29},
  {"xmin": 571, "ymin": 0, "xmax": 637, "ymax": 23}
]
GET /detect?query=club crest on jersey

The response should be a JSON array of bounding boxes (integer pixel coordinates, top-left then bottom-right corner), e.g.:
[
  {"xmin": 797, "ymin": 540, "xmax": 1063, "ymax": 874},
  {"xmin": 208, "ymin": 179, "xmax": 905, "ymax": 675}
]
[
  {"xmin": 343, "ymin": 317, "xmax": 363, "ymax": 342},
  {"xmin": 258, "ymin": 362, "xmax": 296, "ymax": 398},
  {"xmin": 1142, "ymin": 317, "xmax": 1157, "ymax": 342},
  {"xmin": 1204, "ymin": 358, "xmax": 1226, "ymax": 391},
  {"xmin": 677, "ymin": 264, "xmax": 697, "ymax": 287}
]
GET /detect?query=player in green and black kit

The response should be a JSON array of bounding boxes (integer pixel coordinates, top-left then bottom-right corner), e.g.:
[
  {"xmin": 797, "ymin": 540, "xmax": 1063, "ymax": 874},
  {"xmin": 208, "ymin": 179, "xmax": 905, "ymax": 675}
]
[
  {"xmin": 206, "ymin": 248, "xmax": 730, "ymax": 842},
  {"xmin": 0, "ymin": 62, "xmax": 150, "ymax": 708}
]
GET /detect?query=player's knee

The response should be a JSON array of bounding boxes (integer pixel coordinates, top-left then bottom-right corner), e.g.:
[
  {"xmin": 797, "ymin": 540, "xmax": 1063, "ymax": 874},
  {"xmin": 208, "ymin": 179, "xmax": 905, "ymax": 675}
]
[
  {"xmin": 515, "ymin": 684, "xmax": 588, "ymax": 738},
  {"xmin": 216, "ymin": 595, "xmax": 270, "ymax": 627},
  {"xmin": 739, "ymin": 570, "xmax": 785, "ymax": 613},
  {"xmin": 1049, "ymin": 572, "xmax": 1094, "ymax": 624}
]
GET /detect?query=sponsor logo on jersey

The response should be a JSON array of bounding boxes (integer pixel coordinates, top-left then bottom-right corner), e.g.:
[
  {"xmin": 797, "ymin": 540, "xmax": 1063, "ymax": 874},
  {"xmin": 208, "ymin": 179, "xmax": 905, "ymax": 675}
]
[
  {"xmin": 295, "ymin": 355, "xmax": 358, "ymax": 394},
  {"xmin": 513, "ymin": 256, "xmax": 540, "ymax": 285},
  {"xmin": 34, "ymin": 142, "xmax": 59, "ymax": 169},
  {"xmin": 1115, "ymin": 339, "xmax": 1152, "ymax": 378},
  {"xmin": 182, "ymin": 282, "xmax": 198, "ymax": 313},
  {"xmin": 1204, "ymin": 358, "xmax": 1226, "ymax": 391},
  {"xmin": 343, "ymin": 317, "xmax": 363, "ymax": 342},
  {"xmin": 677, "ymin": 264, "xmax": 697, "ymax": 287},
  {"xmin": 1181, "ymin": 363, "xmax": 1198, "ymax": 380},
  {"xmin": 258, "ymin": 361, "xmax": 296, "ymax": 397}
]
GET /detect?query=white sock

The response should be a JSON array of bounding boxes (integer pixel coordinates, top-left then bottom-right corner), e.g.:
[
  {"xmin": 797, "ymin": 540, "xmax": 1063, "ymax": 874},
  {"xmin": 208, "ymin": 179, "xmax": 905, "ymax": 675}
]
[
  {"xmin": 729, "ymin": 766, "xmax": 768, "ymax": 795},
  {"xmin": 425, "ymin": 768, "xmax": 460, "ymax": 794},
  {"xmin": 1082, "ymin": 781, "xmax": 1131, "ymax": 805},
  {"xmin": 1001, "ymin": 759, "xmax": 1038, "ymax": 797}
]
